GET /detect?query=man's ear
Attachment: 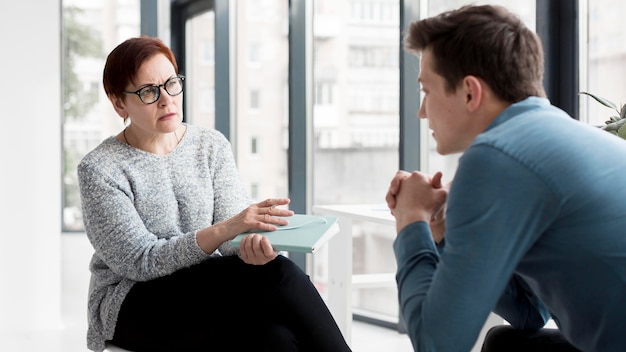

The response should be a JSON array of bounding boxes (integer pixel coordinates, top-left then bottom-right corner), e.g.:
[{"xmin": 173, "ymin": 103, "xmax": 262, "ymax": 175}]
[
  {"xmin": 463, "ymin": 75, "xmax": 483, "ymax": 112},
  {"xmin": 110, "ymin": 95, "xmax": 128, "ymax": 119}
]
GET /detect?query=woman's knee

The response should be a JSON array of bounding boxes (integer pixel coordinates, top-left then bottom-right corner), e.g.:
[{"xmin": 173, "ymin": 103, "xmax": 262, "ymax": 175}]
[{"xmin": 258, "ymin": 323, "xmax": 298, "ymax": 352}]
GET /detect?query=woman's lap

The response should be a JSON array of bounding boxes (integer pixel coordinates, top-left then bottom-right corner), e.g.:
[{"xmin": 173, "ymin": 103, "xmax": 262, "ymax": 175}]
[{"xmin": 110, "ymin": 255, "xmax": 350, "ymax": 351}]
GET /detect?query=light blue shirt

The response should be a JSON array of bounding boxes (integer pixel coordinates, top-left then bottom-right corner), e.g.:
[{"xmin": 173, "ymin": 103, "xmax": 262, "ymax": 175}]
[{"xmin": 394, "ymin": 97, "xmax": 626, "ymax": 352}]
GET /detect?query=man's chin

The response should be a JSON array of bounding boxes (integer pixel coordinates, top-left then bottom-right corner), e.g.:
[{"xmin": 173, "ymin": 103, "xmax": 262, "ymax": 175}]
[{"xmin": 436, "ymin": 144, "xmax": 454, "ymax": 155}]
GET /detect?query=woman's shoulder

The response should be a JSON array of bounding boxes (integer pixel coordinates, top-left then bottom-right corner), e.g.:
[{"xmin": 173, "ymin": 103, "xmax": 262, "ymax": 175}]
[
  {"xmin": 185, "ymin": 124, "xmax": 231, "ymax": 148},
  {"xmin": 77, "ymin": 136, "xmax": 133, "ymax": 176},
  {"xmin": 79, "ymin": 137, "xmax": 121, "ymax": 165},
  {"xmin": 186, "ymin": 124, "xmax": 228, "ymax": 140}
]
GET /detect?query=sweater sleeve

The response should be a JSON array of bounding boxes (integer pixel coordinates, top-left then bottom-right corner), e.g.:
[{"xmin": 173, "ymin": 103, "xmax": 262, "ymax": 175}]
[
  {"xmin": 394, "ymin": 144, "xmax": 558, "ymax": 351},
  {"xmin": 209, "ymin": 131, "xmax": 251, "ymax": 222},
  {"xmin": 207, "ymin": 131, "xmax": 251, "ymax": 255},
  {"xmin": 78, "ymin": 154, "xmax": 211, "ymax": 282}
]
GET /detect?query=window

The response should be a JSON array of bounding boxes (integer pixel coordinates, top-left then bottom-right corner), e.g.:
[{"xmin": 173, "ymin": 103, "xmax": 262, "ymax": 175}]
[
  {"xmin": 62, "ymin": 0, "xmax": 141, "ymax": 232},
  {"xmin": 248, "ymin": 42, "xmax": 261, "ymax": 66},
  {"xmin": 312, "ymin": 0, "xmax": 400, "ymax": 326},
  {"xmin": 349, "ymin": 46, "xmax": 397, "ymax": 67},
  {"xmin": 250, "ymin": 183, "xmax": 260, "ymax": 201},
  {"xmin": 250, "ymin": 136, "xmax": 260, "ymax": 155},
  {"xmin": 250, "ymin": 89, "xmax": 261, "ymax": 110},
  {"xmin": 310, "ymin": 0, "xmax": 539, "ymax": 330},
  {"xmin": 185, "ymin": 10, "xmax": 216, "ymax": 129},
  {"xmin": 174, "ymin": 0, "xmax": 289, "ymax": 221},
  {"xmin": 582, "ymin": 0, "xmax": 626, "ymax": 126},
  {"xmin": 198, "ymin": 87, "xmax": 215, "ymax": 113},
  {"xmin": 235, "ymin": 0, "xmax": 290, "ymax": 202},
  {"xmin": 315, "ymin": 82, "xmax": 335, "ymax": 106},
  {"xmin": 200, "ymin": 38, "xmax": 214, "ymax": 65}
]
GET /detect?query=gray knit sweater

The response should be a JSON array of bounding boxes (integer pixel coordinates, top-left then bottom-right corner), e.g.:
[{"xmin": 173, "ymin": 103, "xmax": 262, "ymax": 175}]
[{"xmin": 77, "ymin": 124, "xmax": 250, "ymax": 351}]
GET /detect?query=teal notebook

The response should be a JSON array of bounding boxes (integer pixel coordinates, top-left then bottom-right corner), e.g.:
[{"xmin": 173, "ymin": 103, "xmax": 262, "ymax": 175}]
[{"xmin": 230, "ymin": 214, "xmax": 339, "ymax": 253}]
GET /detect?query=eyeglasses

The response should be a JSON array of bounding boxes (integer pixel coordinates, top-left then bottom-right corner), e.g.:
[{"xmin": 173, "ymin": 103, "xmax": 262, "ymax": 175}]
[{"xmin": 123, "ymin": 75, "xmax": 185, "ymax": 104}]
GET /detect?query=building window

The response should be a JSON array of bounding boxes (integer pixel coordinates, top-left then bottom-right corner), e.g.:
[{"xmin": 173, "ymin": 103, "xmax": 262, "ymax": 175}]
[
  {"xmin": 250, "ymin": 183, "xmax": 259, "ymax": 200},
  {"xmin": 199, "ymin": 87, "xmax": 215, "ymax": 113},
  {"xmin": 315, "ymin": 82, "xmax": 335, "ymax": 105},
  {"xmin": 200, "ymin": 39, "xmax": 214, "ymax": 65},
  {"xmin": 349, "ymin": 46, "xmax": 398, "ymax": 67},
  {"xmin": 248, "ymin": 42, "xmax": 260, "ymax": 65},
  {"xmin": 250, "ymin": 136, "xmax": 259, "ymax": 155},
  {"xmin": 250, "ymin": 89, "xmax": 260, "ymax": 110}
]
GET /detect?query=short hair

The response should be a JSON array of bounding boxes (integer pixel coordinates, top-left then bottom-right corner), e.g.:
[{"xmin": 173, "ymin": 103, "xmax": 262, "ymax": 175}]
[
  {"xmin": 404, "ymin": 4, "xmax": 546, "ymax": 103},
  {"xmin": 102, "ymin": 36, "xmax": 179, "ymax": 102}
]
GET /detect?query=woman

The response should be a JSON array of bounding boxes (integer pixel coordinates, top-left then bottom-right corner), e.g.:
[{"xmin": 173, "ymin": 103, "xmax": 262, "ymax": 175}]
[{"xmin": 78, "ymin": 36, "xmax": 351, "ymax": 352}]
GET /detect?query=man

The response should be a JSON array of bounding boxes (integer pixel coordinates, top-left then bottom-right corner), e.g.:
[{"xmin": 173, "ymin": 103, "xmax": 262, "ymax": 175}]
[{"xmin": 386, "ymin": 5, "xmax": 626, "ymax": 352}]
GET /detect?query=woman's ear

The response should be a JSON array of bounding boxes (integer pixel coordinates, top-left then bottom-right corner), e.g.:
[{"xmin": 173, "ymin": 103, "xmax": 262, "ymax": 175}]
[
  {"xmin": 109, "ymin": 95, "xmax": 128, "ymax": 119},
  {"xmin": 463, "ymin": 75, "xmax": 483, "ymax": 112}
]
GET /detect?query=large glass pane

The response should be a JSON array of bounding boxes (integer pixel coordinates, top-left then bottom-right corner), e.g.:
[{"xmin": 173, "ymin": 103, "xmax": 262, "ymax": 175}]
[
  {"xmin": 185, "ymin": 11, "xmax": 216, "ymax": 129},
  {"xmin": 583, "ymin": 0, "xmax": 626, "ymax": 127},
  {"xmin": 311, "ymin": 0, "xmax": 537, "ymax": 329},
  {"xmin": 235, "ymin": 0, "xmax": 290, "ymax": 202},
  {"xmin": 177, "ymin": 1, "xmax": 290, "ymax": 230},
  {"xmin": 185, "ymin": 1, "xmax": 290, "ymax": 202},
  {"xmin": 312, "ymin": 0, "xmax": 401, "ymax": 325},
  {"xmin": 62, "ymin": 0, "xmax": 140, "ymax": 231}
]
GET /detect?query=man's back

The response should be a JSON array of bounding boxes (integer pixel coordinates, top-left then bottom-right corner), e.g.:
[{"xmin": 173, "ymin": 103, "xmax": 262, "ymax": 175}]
[
  {"xmin": 452, "ymin": 97, "xmax": 626, "ymax": 351},
  {"xmin": 392, "ymin": 5, "xmax": 625, "ymax": 350}
]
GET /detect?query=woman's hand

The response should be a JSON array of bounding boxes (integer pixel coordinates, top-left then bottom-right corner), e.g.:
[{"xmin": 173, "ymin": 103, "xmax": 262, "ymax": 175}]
[
  {"xmin": 196, "ymin": 198, "xmax": 294, "ymax": 255},
  {"xmin": 225, "ymin": 198, "xmax": 294, "ymax": 237},
  {"xmin": 239, "ymin": 233, "xmax": 277, "ymax": 265}
]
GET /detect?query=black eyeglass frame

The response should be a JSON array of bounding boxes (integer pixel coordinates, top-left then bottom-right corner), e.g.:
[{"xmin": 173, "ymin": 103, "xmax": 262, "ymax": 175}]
[{"xmin": 123, "ymin": 75, "xmax": 186, "ymax": 104}]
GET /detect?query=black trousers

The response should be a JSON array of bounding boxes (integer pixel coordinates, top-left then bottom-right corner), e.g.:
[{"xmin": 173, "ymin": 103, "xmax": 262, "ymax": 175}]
[
  {"xmin": 109, "ymin": 255, "xmax": 351, "ymax": 352},
  {"xmin": 481, "ymin": 325, "xmax": 581, "ymax": 352}
]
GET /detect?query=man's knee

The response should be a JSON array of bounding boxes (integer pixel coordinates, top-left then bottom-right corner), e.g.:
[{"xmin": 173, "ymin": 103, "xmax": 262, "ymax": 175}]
[{"xmin": 481, "ymin": 325, "xmax": 581, "ymax": 352}]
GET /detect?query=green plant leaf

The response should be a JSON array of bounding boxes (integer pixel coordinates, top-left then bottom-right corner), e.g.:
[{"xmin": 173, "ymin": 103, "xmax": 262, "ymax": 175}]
[
  {"xmin": 579, "ymin": 92, "xmax": 619, "ymax": 111},
  {"xmin": 602, "ymin": 117, "xmax": 626, "ymax": 132},
  {"xmin": 619, "ymin": 123, "xmax": 626, "ymax": 139},
  {"xmin": 579, "ymin": 92, "xmax": 626, "ymax": 140}
]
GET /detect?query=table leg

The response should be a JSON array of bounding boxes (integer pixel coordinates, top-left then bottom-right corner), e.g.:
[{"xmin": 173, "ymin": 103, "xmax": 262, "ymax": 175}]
[{"xmin": 327, "ymin": 216, "xmax": 353, "ymax": 344}]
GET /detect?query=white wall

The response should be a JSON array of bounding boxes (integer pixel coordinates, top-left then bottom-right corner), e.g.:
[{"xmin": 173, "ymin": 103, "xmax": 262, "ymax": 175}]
[{"xmin": 0, "ymin": 0, "xmax": 62, "ymax": 332}]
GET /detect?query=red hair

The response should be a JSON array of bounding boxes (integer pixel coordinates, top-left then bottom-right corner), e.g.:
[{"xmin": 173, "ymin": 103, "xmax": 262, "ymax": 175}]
[{"xmin": 103, "ymin": 36, "xmax": 178, "ymax": 102}]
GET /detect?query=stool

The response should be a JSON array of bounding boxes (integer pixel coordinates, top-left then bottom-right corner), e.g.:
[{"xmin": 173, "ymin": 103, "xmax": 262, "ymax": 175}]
[{"xmin": 103, "ymin": 343, "xmax": 133, "ymax": 352}]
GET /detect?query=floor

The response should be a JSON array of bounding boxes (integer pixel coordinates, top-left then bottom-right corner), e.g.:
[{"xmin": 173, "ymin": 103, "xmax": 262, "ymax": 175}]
[{"xmin": 0, "ymin": 234, "xmax": 413, "ymax": 352}]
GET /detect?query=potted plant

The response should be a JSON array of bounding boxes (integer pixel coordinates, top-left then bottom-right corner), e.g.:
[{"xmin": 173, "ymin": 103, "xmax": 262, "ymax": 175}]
[{"xmin": 580, "ymin": 92, "xmax": 626, "ymax": 139}]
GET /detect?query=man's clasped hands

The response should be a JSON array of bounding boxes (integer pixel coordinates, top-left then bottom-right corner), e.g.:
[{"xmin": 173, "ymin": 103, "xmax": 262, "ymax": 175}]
[{"xmin": 385, "ymin": 170, "xmax": 451, "ymax": 244}]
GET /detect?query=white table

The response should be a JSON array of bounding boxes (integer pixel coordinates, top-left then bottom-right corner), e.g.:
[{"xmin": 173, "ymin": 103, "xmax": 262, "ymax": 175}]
[
  {"xmin": 312, "ymin": 203, "xmax": 394, "ymax": 344},
  {"xmin": 312, "ymin": 203, "xmax": 502, "ymax": 351}
]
